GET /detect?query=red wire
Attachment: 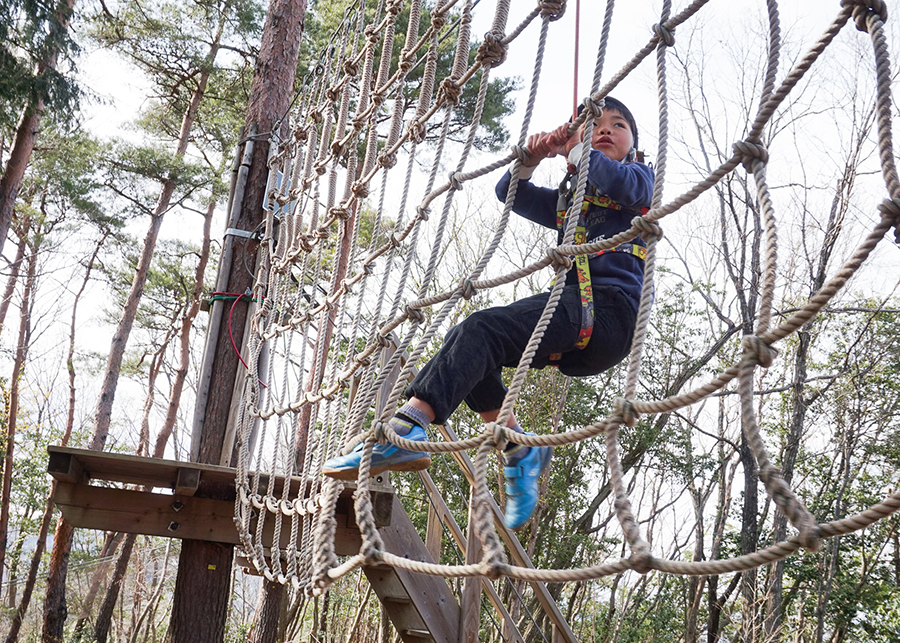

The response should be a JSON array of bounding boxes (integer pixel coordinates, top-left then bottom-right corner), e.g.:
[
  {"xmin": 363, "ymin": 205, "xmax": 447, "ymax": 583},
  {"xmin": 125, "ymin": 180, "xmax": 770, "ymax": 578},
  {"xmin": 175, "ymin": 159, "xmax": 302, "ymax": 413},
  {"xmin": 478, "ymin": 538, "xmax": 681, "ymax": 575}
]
[
  {"xmin": 226, "ymin": 292, "xmax": 268, "ymax": 389},
  {"xmin": 573, "ymin": 0, "xmax": 581, "ymax": 120}
]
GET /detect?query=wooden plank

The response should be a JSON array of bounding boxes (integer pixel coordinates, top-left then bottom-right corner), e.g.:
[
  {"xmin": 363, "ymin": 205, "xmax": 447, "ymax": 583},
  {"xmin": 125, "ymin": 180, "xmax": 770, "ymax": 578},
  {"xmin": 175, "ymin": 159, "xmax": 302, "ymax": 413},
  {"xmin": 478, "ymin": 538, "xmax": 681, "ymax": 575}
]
[
  {"xmin": 460, "ymin": 487, "xmax": 482, "ymax": 643},
  {"xmin": 175, "ymin": 468, "xmax": 201, "ymax": 496},
  {"xmin": 424, "ymin": 502, "xmax": 442, "ymax": 563},
  {"xmin": 436, "ymin": 424, "xmax": 578, "ymax": 643},
  {"xmin": 47, "ymin": 449, "xmax": 85, "ymax": 483},
  {"xmin": 46, "ymin": 446, "xmax": 305, "ymax": 497},
  {"xmin": 417, "ymin": 470, "xmax": 524, "ymax": 643},
  {"xmin": 54, "ymin": 483, "xmax": 363, "ymax": 556},
  {"xmin": 365, "ymin": 495, "xmax": 461, "ymax": 643}
]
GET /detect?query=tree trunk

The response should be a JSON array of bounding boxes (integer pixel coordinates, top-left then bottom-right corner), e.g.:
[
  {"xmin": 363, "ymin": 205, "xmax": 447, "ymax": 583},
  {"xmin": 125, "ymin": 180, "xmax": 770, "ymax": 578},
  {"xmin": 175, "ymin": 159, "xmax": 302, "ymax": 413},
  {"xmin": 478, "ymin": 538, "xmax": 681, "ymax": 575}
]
[
  {"xmin": 71, "ymin": 531, "xmax": 124, "ymax": 642},
  {"xmin": 0, "ymin": 233, "xmax": 27, "ymax": 333},
  {"xmin": 738, "ymin": 434, "xmax": 759, "ymax": 643},
  {"xmin": 93, "ymin": 533, "xmax": 138, "ymax": 643},
  {"xmin": 0, "ymin": 233, "xmax": 36, "ymax": 590},
  {"xmin": 0, "ymin": 0, "xmax": 75, "ymax": 248},
  {"xmin": 5, "ymin": 481, "xmax": 55, "ymax": 643},
  {"xmin": 249, "ymin": 580, "xmax": 286, "ymax": 643},
  {"xmin": 177, "ymin": 0, "xmax": 305, "ymax": 640}
]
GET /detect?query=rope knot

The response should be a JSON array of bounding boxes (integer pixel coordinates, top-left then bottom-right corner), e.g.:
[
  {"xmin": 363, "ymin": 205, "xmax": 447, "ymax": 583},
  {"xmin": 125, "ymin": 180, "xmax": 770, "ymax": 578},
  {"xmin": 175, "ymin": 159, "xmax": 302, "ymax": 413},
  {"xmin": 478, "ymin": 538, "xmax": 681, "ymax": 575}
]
[
  {"xmin": 343, "ymin": 59, "xmax": 359, "ymax": 77},
  {"xmin": 416, "ymin": 205, "xmax": 430, "ymax": 221},
  {"xmin": 629, "ymin": 545, "xmax": 654, "ymax": 575},
  {"xmin": 325, "ymin": 86, "xmax": 340, "ymax": 102},
  {"xmin": 877, "ymin": 198, "xmax": 900, "ymax": 242},
  {"xmin": 547, "ymin": 247, "xmax": 573, "ymax": 271},
  {"xmin": 476, "ymin": 31, "xmax": 508, "ymax": 69},
  {"xmin": 431, "ymin": 12, "xmax": 448, "ymax": 30},
  {"xmin": 399, "ymin": 58, "xmax": 414, "ymax": 75},
  {"xmin": 538, "ymin": 0, "xmax": 567, "ymax": 21},
  {"xmin": 389, "ymin": 233, "xmax": 402, "ymax": 248},
  {"xmin": 511, "ymin": 144, "xmax": 530, "ymax": 165},
  {"xmin": 310, "ymin": 109, "xmax": 324, "ymax": 124},
  {"xmin": 583, "ymin": 96, "xmax": 604, "ymax": 119},
  {"xmin": 375, "ymin": 334, "xmax": 390, "ymax": 348},
  {"xmin": 742, "ymin": 334, "xmax": 777, "ymax": 368},
  {"xmin": 459, "ymin": 278, "xmax": 477, "ymax": 300},
  {"xmin": 614, "ymin": 397, "xmax": 639, "ymax": 427},
  {"xmin": 448, "ymin": 171, "xmax": 463, "ymax": 191},
  {"xmin": 294, "ymin": 128, "xmax": 309, "ymax": 144},
  {"xmin": 330, "ymin": 206, "xmax": 350, "ymax": 221},
  {"xmin": 632, "ymin": 216, "xmax": 662, "ymax": 242},
  {"xmin": 841, "ymin": 0, "xmax": 888, "ymax": 31},
  {"xmin": 362, "ymin": 262, "xmax": 375, "ymax": 276},
  {"xmin": 387, "ymin": 0, "xmax": 403, "ymax": 15},
  {"xmin": 373, "ymin": 421, "xmax": 387, "ymax": 444},
  {"xmin": 733, "ymin": 140, "xmax": 769, "ymax": 173},
  {"xmin": 438, "ymin": 78, "xmax": 463, "ymax": 106},
  {"xmin": 652, "ymin": 22, "xmax": 676, "ymax": 47},
  {"xmin": 378, "ymin": 151, "xmax": 397, "ymax": 169},
  {"xmin": 329, "ymin": 140, "xmax": 345, "ymax": 157},
  {"xmin": 407, "ymin": 119, "xmax": 428, "ymax": 143},
  {"xmin": 352, "ymin": 181, "xmax": 370, "ymax": 198},
  {"xmin": 406, "ymin": 305, "xmax": 425, "ymax": 323},
  {"xmin": 489, "ymin": 422, "xmax": 509, "ymax": 451}
]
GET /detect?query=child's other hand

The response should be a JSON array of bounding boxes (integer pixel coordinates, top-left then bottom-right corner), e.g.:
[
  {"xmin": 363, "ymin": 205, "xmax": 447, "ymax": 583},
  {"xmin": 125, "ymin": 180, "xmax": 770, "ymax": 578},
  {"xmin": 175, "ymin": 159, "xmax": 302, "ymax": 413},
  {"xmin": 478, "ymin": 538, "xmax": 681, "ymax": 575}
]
[{"xmin": 524, "ymin": 132, "xmax": 554, "ymax": 167}]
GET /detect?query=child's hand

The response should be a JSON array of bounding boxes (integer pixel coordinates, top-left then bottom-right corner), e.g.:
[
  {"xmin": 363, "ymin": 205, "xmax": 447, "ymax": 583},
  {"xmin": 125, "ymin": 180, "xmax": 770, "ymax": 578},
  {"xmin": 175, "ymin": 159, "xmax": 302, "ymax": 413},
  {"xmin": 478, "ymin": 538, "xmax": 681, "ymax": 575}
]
[{"xmin": 523, "ymin": 132, "xmax": 555, "ymax": 167}]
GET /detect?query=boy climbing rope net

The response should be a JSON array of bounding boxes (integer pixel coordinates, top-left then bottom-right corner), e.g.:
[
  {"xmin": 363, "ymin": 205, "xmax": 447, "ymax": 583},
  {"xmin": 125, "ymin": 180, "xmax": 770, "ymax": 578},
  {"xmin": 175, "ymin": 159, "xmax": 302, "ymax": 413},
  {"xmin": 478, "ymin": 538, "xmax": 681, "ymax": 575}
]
[{"xmin": 323, "ymin": 96, "xmax": 654, "ymax": 530}]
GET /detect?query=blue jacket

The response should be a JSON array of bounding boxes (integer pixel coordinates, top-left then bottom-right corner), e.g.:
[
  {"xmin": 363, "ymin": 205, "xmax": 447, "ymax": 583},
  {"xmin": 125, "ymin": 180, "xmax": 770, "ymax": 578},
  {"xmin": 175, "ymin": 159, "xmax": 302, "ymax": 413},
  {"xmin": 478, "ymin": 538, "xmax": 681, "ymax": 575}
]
[{"xmin": 495, "ymin": 150, "xmax": 655, "ymax": 312}]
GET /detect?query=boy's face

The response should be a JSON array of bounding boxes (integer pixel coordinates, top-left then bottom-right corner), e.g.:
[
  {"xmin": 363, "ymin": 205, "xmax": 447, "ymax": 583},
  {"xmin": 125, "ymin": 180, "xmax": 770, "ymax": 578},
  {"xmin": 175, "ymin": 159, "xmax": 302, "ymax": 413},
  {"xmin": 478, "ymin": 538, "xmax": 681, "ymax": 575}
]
[{"xmin": 588, "ymin": 109, "xmax": 634, "ymax": 161}]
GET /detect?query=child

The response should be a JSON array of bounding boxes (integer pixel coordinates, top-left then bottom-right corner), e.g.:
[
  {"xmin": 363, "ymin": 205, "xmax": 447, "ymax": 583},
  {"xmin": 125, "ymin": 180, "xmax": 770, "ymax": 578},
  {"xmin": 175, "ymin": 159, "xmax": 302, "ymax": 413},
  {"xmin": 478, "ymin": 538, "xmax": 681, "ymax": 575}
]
[{"xmin": 323, "ymin": 96, "xmax": 654, "ymax": 530}]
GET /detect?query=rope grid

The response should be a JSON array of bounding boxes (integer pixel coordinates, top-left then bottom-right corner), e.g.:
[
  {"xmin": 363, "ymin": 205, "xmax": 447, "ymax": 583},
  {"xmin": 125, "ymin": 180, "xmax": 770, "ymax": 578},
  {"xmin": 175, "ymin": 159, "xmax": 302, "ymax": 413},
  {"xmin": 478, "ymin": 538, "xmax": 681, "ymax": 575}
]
[{"xmin": 232, "ymin": 0, "xmax": 900, "ymax": 594}]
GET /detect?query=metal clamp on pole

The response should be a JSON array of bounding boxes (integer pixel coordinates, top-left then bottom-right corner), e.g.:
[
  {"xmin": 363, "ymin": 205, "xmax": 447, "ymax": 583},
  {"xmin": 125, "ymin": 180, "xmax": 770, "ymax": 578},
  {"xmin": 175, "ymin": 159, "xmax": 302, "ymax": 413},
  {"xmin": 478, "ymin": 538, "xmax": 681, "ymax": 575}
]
[{"xmin": 224, "ymin": 227, "xmax": 255, "ymax": 240}]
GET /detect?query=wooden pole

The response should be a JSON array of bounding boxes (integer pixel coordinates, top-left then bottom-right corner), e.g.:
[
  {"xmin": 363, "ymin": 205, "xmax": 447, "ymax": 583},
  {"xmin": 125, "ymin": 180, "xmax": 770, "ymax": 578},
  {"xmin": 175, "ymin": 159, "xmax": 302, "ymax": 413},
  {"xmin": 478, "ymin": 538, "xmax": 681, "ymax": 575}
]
[{"xmin": 168, "ymin": 1, "xmax": 307, "ymax": 640}]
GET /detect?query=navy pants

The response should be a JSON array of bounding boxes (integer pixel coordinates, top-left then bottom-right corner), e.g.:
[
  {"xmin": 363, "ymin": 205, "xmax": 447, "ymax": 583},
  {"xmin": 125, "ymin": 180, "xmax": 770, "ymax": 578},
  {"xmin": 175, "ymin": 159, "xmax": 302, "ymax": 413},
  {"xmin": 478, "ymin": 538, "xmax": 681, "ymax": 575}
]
[{"xmin": 406, "ymin": 285, "xmax": 637, "ymax": 424}]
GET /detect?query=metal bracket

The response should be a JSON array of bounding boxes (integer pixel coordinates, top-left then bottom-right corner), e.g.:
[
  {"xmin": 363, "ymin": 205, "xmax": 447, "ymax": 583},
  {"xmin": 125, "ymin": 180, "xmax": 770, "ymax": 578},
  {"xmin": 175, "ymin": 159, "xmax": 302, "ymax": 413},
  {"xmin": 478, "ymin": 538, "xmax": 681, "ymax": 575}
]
[{"xmin": 224, "ymin": 227, "xmax": 254, "ymax": 240}]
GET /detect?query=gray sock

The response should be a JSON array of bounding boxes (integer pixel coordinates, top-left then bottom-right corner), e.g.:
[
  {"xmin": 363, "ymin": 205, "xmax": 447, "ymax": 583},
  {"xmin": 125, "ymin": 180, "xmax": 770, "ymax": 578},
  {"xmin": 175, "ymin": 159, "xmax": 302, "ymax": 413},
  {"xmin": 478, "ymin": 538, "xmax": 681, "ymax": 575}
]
[
  {"xmin": 503, "ymin": 423, "xmax": 530, "ymax": 465},
  {"xmin": 394, "ymin": 403, "xmax": 431, "ymax": 436}
]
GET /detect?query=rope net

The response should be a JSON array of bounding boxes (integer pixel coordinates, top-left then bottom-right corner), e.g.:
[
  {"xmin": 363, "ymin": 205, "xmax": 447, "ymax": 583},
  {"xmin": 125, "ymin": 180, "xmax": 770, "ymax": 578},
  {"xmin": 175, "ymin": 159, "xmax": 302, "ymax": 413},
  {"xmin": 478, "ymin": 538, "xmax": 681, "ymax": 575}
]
[{"xmin": 233, "ymin": 0, "xmax": 900, "ymax": 594}]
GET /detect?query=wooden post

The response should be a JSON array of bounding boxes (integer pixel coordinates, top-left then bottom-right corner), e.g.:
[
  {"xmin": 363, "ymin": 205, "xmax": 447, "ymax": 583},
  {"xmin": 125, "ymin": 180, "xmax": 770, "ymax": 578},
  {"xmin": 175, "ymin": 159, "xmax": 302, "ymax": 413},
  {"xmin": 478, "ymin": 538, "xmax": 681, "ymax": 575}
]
[
  {"xmin": 460, "ymin": 487, "xmax": 482, "ymax": 643},
  {"xmin": 169, "ymin": 0, "xmax": 307, "ymax": 640}
]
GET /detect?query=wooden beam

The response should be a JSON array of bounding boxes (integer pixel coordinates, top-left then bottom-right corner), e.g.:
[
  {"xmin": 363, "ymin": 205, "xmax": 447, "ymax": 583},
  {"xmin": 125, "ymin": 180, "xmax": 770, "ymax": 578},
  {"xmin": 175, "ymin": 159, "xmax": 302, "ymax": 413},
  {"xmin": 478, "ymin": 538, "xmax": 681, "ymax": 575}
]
[
  {"xmin": 436, "ymin": 424, "xmax": 578, "ymax": 643},
  {"xmin": 47, "ymin": 449, "xmax": 85, "ymax": 483},
  {"xmin": 417, "ymin": 470, "xmax": 524, "ymax": 643},
  {"xmin": 174, "ymin": 468, "xmax": 201, "ymax": 496},
  {"xmin": 460, "ymin": 487, "xmax": 481, "ymax": 643}
]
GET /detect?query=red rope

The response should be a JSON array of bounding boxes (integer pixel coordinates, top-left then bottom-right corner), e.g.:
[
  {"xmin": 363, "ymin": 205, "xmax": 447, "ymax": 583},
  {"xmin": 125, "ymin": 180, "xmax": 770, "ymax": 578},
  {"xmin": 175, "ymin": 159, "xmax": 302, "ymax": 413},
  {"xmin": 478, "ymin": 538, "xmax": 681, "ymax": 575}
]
[
  {"xmin": 225, "ymin": 292, "xmax": 268, "ymax": 389},
  {"xmin": 573, "ymin": 0, "xmax": 581, "ymax": 120}
]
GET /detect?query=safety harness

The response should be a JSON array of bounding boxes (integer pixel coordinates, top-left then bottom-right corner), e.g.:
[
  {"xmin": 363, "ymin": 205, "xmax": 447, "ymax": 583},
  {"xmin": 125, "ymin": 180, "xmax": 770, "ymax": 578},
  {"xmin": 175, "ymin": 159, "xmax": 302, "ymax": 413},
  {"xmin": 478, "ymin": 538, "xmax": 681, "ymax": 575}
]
[{"xmin": 550, "ymin": 173, "xmax": 648, "ymax": 361}]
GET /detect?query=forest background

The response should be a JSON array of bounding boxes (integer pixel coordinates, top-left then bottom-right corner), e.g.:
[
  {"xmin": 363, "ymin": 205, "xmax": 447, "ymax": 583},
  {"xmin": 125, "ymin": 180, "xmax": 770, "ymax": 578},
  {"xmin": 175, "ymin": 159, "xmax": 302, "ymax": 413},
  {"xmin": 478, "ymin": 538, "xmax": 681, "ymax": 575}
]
[{"xmin": 0, "ymin": 0, "xmax": 898, "ymax": 642}]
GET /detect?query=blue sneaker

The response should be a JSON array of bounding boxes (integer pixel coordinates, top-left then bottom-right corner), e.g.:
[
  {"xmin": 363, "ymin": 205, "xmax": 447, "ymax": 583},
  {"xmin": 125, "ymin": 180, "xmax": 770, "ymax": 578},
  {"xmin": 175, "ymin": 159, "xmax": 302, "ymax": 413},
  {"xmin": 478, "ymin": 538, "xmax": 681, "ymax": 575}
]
[
  {"xmin": 322, "ymin": 423, "xmax": 431, "ymax": 481},
  {"xmin": 503, "ymin": 439, "xmax": 552, "ymax": 530}
]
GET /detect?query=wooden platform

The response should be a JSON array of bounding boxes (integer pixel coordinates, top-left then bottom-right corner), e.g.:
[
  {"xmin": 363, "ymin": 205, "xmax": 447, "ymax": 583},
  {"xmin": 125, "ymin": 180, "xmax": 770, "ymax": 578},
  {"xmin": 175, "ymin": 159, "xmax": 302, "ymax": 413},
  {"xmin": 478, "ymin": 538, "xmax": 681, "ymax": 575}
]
[{"xmin": 47, "ymin": 446, "xmax": 393, "ymax": 556}]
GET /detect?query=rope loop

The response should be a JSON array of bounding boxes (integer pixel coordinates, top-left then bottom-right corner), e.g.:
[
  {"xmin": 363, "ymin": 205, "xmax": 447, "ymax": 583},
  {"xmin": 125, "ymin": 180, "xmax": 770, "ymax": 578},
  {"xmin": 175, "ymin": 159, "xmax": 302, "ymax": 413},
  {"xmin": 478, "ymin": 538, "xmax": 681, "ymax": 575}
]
[
  {"xmin": 406, "ymin": 305, "xmax": 426, "ymax": 323},
  {"xmin": 416, "ymin": 205, "xmax": 430, "ymax": 221},
  {"xmin": 377, "ymin": 150, "xmax": 397, "ymax": 169},
  {"xmin": 733, "ymin": 140, "xmax": 770, "ymax": 173},
  {"xmin": 476, "ymin": 31, "xmax": 508, "ymax": 69},
  {"xmin": 652, "ymin": 22, "xmax": 676, "ymax": 47},
  {"xmin": 614, "ymin": 397, "xmax": 639, "ymax": 428},
  {"xmin": 632, "ymin": 216, "xmax": 663, "ymax": 243},
  {"xmin": 538, "ymin": 0, "xmax": 567, "ymax": 21},
  {"xmin": 448, "ymin": 171, "xmax": 463, "ymax": 191},
  {"xmin": 742, "ymin": 334, "xmax": 777, "ymax": 368},
  {"xmin": 459, "ymin": 278, "xmax": 477, "ymax": 300},
  {"xmin": 438, "ymin": 77, "xmax": 463, "ymax": 106},
  {"xmin": 841, "ymin": 0, "xmax": 888, "ymax": 31},
  {"xmin": 546, "ymin": 247, "xmax": 573, "ymax": 271},
  {"xmin": 583, "ymin": 96, "xmax": 604, "ymax": 119}
]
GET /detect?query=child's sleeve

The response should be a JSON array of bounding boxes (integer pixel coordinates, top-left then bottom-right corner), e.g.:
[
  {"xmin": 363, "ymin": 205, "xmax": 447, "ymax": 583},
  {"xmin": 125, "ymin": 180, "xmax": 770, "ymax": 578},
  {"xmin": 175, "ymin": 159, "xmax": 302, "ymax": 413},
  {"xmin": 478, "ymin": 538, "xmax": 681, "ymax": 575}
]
[
  {"xmin": 495, "ymin": 170, "xmax": 559, "ymax": 229},
  {"xmin": 585, "ymin": 150, "xmax": 655, "ymax": 209}
]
